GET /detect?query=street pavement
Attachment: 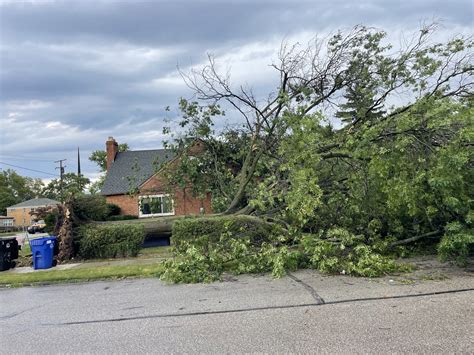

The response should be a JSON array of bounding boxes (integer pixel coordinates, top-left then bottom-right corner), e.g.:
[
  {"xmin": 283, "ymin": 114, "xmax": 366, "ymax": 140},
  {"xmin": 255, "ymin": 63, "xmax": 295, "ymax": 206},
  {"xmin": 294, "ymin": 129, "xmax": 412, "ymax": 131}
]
[{"xmin": 0, "ymin": 262, "xmax": 473, "ymax": 353}]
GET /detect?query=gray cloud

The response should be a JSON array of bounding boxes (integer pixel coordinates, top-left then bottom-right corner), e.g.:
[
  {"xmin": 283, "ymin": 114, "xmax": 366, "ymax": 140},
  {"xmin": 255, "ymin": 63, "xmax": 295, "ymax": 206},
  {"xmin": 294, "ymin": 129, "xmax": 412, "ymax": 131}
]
[
  {"xmin": 1, "ymin": 1, "xmax": 471, "ymax": 45},
  {"xmin": 0, "ymin": 0, "xmax": 472, "ymax": 179}
]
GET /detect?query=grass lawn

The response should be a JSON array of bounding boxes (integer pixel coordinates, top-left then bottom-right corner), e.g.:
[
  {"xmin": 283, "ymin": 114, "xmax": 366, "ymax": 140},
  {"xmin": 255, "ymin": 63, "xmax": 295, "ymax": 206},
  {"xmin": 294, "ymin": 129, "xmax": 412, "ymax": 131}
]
[
  {"xmin": 0, "ymin": 262, "xmax": 164, "ymax": 288},
  {"xmin": 20, "ymin": 243, "xmax": 31, "ymax": 255},
  {"xmin": 0, "ymin": 245, "xmax": 171, "ymax": 288}
]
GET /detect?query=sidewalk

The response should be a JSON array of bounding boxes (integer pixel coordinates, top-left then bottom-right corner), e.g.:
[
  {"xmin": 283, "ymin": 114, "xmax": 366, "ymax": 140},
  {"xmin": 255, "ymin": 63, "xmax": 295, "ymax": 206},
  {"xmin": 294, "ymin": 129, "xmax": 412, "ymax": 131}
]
[
  {"xmin": 4, "ymin": 256, "xmax": 168, "ymax": 274},
  {"xmin": 11, "ymin": 231, "xmax": 49, "ymax": 246}
]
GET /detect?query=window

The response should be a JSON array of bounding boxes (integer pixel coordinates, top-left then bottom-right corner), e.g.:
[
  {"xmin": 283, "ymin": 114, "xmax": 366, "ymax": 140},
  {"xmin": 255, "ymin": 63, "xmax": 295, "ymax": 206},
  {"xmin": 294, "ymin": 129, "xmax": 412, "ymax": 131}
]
[
  {"xmin": 139, "ymin": 195, "xmax": 174, "ymax": 217},
  {"xmin": 1, "ymin": 219, "xmax": 13, "ymax": 227}
]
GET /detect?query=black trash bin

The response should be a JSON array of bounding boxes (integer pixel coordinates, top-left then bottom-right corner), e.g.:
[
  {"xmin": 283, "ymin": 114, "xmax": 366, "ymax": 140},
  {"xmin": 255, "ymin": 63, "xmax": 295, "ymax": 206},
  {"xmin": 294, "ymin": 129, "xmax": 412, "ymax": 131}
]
[{"xmin": 0, "ymin": 237, "xmax": 19, "ymax": 271}]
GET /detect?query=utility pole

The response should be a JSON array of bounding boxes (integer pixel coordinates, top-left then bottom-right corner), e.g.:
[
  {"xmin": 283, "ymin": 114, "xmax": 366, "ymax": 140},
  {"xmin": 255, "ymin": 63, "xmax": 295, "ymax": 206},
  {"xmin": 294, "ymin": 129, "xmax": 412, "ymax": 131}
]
[
  {"xmin": 77, "ymin": 147, "xmax": 81, "ymax": 176},
  {"xmin": 55, "ymin": 159, "xmax": 67, "ymax": 203}
]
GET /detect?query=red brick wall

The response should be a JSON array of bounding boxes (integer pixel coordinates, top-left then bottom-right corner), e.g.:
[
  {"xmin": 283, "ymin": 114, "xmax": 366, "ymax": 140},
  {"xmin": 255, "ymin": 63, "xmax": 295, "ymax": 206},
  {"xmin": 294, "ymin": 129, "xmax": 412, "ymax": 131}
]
[
  {"xmin": 173, "ymin": 188, "xmax": 212, "ymax": 216},
  {"xmin": 105, "ymin": 194, "xmax": 139, "ymax": 216},
  {"xmin": 140, "ymin": 171, "xmax": 213, "ymax": 216},
  {"xmin": 106, "ymin": 170, "xmax": 212, "ymax": 217}
]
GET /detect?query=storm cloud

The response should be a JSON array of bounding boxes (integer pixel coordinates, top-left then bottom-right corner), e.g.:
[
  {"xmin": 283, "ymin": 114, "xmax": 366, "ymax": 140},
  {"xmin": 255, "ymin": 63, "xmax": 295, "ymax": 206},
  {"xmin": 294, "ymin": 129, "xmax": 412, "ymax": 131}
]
[{"xmin": 0, "ymin": 0, "xmax": 472, "ymax": 179}]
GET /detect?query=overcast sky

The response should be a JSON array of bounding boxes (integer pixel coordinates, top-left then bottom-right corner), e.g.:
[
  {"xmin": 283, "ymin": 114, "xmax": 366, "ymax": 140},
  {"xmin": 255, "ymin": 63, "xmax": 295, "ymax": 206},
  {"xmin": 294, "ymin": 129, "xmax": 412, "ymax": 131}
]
[{"xmin": 0, "ymin": 0, "xmax": 472, "ymax": 182}]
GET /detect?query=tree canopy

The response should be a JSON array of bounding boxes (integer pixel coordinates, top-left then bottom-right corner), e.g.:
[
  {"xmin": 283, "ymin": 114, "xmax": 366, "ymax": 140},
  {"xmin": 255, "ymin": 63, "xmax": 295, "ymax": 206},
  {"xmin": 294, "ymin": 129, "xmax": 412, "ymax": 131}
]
[
  {"xmin": 42, "ymin": 173, "xmax": 90, "ymax": 202},
  {"xmin": 0, "ymin": 169, "xmax": 45, "ymax": 214}
]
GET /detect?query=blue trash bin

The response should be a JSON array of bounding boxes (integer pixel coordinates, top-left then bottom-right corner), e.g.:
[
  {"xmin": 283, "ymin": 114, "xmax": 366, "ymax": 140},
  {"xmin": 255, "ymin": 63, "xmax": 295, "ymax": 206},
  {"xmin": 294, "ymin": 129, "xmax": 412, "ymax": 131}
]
[{"xmin": 30, "ymin": 236, "xmax": 57, "ymax": 270}]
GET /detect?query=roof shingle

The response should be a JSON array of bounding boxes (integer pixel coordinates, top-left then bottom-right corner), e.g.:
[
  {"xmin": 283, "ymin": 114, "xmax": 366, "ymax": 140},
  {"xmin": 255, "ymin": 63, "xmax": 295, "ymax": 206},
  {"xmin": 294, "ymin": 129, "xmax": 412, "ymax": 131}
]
[
  {"xmin": 7, "ymin": 198, "xmax": 60, "ymax": 209},
  {"xmin": 100, "ymin": 149, "xmax": 175, "ymax": 196}
]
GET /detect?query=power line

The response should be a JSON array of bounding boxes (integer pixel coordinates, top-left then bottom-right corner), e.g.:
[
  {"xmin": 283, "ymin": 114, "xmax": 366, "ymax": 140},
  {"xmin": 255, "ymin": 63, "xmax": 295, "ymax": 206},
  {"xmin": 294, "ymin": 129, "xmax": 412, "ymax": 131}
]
[
  {"xmin": 0, "ymin": 161, "xmax": 58, "ymax": 177},
  {"xmin": 0, "ymin": 154, "xmax": 57, "ymax": 162}
]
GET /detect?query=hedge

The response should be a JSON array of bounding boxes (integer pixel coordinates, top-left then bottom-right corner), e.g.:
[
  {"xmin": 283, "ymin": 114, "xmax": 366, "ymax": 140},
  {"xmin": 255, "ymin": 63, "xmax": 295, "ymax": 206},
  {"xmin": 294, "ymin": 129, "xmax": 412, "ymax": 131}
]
[
  {"xmin": 172, "ymin": 215, "xmax": 281, "ymax": 252},
  {"xmin": 77, "ymin": 224, "xmax": 145, "ymax": 259},
  {"xmin": 72, "ymin": 195, "xmax": 122, "ymax": 221},
  {"xmin": 73, "ymin": 195, "xmax": 109, "ymax": 221}
]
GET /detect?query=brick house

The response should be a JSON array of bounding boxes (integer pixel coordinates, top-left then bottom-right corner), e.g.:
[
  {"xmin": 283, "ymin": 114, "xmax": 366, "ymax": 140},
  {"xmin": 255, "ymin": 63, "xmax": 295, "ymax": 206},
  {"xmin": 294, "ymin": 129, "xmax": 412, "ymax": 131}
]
[
  {"xmin": 100, "ymin": 137, "xmax": 212, "ymax": 218},
  {"xmin": 6, "ymin": 198, "xmax": 60, "ymax": 227}
]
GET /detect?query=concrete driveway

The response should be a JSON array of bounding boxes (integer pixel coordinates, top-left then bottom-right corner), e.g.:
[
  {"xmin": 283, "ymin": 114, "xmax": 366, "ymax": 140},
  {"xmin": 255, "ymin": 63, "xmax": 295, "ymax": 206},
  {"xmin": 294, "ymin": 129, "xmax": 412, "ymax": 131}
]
[
  {"xmin": 8, "ymin": 231, "xmax": 49, "ymax": 247},
  {"xmin": 0, "ymin": 259, "xmax": 473, "ymax": 353}
]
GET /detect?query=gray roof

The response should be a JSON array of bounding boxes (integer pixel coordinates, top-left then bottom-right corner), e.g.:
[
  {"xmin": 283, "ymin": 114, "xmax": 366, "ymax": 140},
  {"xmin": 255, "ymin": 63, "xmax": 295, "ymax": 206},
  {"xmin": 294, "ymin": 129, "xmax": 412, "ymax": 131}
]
[
  {"xmin": 7, "ymin": 198, "xmax": 60, "ymax": 209},
  {"xmin": 101, "ymin": 149, "xmax": 175, "ymax": 195}
]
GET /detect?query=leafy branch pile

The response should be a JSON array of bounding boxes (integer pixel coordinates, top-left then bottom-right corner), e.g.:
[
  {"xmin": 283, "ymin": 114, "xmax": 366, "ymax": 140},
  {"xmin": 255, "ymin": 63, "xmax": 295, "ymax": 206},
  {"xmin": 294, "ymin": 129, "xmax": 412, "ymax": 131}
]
[
  {"xmin": 300, "ymin": 229, "xmax": 410, "ymax": 277},
  {"xmin": 438, "ymin": 222, "xmax": 474, "ymax": 266},
  {"xmin": 161, "ymin": 217, "xmax": 410, "ymax": 283}
]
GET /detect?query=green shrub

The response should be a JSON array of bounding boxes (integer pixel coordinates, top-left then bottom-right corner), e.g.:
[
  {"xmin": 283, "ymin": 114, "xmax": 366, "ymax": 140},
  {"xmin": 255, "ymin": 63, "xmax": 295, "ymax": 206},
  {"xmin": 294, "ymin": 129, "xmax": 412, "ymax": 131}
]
[
  {"xmin": 438, "ymin": 222, "xmax": 474, "ymax": 266},
  {"xmin": 107, "ymin": 203, "xmax": 121, "ymax": 216},
  {"xmin": 106, "ymin": 215, "xmax": 138, "ymax": 221},
  {"xmin": 73, "ymin": 195, "xmax": 109, "ymax": 221},
  {"xmin": 44, "ymin": 210, "xmax": 58, "ymax": 234},
  {"xmin": 77, "ymin": 223, "xmax": 145, "ymax": 259}
]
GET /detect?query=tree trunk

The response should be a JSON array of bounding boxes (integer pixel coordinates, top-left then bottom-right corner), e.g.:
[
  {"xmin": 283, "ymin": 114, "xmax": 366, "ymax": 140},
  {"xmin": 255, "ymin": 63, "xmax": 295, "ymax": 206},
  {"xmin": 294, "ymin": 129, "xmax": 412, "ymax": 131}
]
[
  {"xmin": 57, "ymin": 202, "xmax": 74, "ymax": 262},
  {"xmin": 94, "ymin": 212, "xmax": 281, "ymax": 236},
  {"xmin": 95, "ymin": 216, "xmax": 183, "ymax": 235},
  {"xmin": 224, "ymin": 142, "xmax": 265, "ymax": 215}
]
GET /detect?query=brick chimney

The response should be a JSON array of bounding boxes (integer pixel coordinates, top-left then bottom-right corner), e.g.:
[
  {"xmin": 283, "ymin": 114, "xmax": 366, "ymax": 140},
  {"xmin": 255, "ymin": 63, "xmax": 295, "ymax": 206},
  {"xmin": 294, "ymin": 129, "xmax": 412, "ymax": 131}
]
[{"xmin": 106, "ymin": 136, "xmax": 118, "ymax": 171}]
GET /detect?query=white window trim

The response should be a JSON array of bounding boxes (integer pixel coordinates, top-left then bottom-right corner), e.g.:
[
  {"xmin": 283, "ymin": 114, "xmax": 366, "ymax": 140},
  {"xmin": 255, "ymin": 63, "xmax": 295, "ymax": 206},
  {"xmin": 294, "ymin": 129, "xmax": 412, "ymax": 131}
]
[{"xmin": 138, "ymin": 194, "xmax": 175, "ymax": 218}]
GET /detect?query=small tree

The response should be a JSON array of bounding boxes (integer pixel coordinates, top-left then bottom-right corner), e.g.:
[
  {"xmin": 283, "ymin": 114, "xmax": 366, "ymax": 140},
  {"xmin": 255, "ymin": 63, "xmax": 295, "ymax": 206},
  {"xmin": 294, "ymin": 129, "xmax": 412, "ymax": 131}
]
[
  {"xmin": 89, "ymin": 143, "xmax": 129, "ymax": 172},
  {"xmin": 42, "ymin": 173, "xmax": 90, "ymax": 201}
]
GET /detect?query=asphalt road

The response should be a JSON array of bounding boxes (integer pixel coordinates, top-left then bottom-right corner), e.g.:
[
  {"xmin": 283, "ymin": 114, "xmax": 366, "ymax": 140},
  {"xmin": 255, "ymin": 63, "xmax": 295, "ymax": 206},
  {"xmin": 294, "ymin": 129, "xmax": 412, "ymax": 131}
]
[{"xmin": 1, "ymin": 269, "xmax": 473, "ymax": 353}]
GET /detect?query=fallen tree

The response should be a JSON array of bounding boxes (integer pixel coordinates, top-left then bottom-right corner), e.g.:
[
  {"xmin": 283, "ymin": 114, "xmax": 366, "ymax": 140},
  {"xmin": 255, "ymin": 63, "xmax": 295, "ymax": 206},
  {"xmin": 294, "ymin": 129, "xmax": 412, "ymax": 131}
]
[
  {"xmin": 174, "ymin": 24, "xmax": 472, "ymax": 221},
  {"xmin": 95, "ymin": 215, "xmax": 185, "ymax": 235},
  {"xmin": 159, "ymin": 24, "xmax": 472, "ymax": 273},
  {"xmin": 47, "ymin": 25, "xmax": 472, "ymax": 275}
]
